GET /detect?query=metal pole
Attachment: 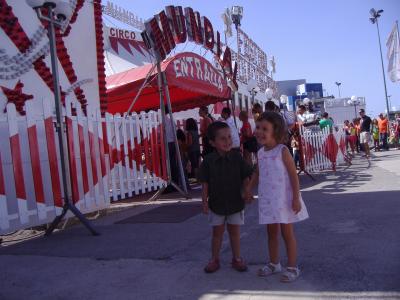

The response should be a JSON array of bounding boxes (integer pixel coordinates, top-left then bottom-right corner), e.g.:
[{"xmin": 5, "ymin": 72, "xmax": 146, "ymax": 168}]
[
  {"xmin": 375, "ymin": 18, "xmax": 391, "ymax": 115},
  {"xmin": 149, "ymin": 61, "xmax": 188, "ymax": 201},
  {"xmin": 44, "ymin": 7, "xmax": 98, "ymax": 236},
  {"xmin": 162, "ymin": 71, "xmax": 189, "ymax": 196}
]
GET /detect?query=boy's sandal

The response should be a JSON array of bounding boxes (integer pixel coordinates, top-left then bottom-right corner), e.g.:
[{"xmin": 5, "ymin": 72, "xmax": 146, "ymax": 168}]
[
  {"xmin": 257, "ymin": 262, "xmax": 282, "ymax": 277},
  {"xmin": 280, "ymin": 267, "xmax": 300, "ymax": 282}
]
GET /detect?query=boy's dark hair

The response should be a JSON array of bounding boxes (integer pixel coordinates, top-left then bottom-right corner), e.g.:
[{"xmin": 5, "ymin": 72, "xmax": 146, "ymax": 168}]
[
  {"xmin": 322, "ymin": 112, "xmax": 329, "ymax": 118},
  {"xmin": 207, "ymin": 121, "xmax": 229, "ymax": 141},
  {"xmin": 221, "ymin": 107, "xmax": 231, "ymax": 116},
  {"xmin": 185, "ymin": 118, "xmax": 198, "ymax": 131},
  {"xmin": 257, "ymin": 111, "xmax": 288, "ymax": 144},
  {"xmin": 253, "ymin": 103, "xmax": 262, "ymax": 110},
  {"xmin": 265, "ymin": 100, "xmax": 277, "ymax": 111}
]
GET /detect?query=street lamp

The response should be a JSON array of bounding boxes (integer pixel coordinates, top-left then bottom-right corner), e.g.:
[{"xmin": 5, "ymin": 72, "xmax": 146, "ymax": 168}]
[
  {"xmin": 335, "ymin": 81, "xmax": 342, "ymax": 98},
  {"xmin": 247, "ymin": 78, "xmax": 260, "ymax": 105},
  {"xmin": 347, "ymin": 95, "xmax": 360, "ymax": 118},
  {"xmin": 369, "ymin": 8, "xmax": 391, "ymax": 116},
  {"xmin": 231, "ymin": 6, "xmax": 243, "ymax": 29},
  {"xmin": 26, "ymin": 0, "xmax": 98, "ymax": 236},
  {"xmin": 265, "ymin": 88, "xmax": 273, "ymax": 100}
]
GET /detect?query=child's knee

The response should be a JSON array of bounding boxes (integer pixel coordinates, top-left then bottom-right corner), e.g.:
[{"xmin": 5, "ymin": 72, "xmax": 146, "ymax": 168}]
[
  {"xmin": 212, "ymin": 225, "xmax": 225, "ymax": 238},
  {"xmin": 227, "ymin": 224, "xmax": 240, "ymax": 235}
]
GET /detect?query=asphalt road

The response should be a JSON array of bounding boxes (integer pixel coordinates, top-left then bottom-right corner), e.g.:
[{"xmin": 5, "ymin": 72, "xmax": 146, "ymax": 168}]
[{"xmin": 1, "ymin": 151, "xmax": 400, "ymax": 300}]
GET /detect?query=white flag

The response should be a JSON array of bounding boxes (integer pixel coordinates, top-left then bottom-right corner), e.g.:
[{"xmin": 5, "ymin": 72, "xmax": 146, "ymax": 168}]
[
  {"xmin": 386, "ymin": 22, "xmax": 400, "ymax": 82},
  {"xmin": 221, "ymin": 8, "xmax": 232, "ymax": 38}
]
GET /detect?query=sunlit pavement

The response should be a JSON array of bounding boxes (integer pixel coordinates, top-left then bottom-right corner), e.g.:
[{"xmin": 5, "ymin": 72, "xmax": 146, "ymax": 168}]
[{"xmin": 1, "ymin": 150, "xmax": 400, "ymax": 300}]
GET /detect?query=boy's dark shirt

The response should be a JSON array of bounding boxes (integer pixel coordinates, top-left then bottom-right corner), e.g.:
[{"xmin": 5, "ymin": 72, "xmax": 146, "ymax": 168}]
[
  {"xmin": 197, "ymin": 150, "xmax": 253, "ymax": 216},
  {"xmin": 360, "ymin": 115, "xmax": 372, "ymax": 132}
]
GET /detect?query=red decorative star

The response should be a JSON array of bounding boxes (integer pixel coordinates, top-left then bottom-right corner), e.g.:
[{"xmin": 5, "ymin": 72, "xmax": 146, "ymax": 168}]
[{"xmin": 1, "ymin": 80, "xmax": 33, "ymax": 116}]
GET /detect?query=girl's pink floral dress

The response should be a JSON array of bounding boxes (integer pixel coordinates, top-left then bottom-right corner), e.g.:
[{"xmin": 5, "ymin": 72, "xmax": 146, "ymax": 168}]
[{"xmin": 258, "ymin": 144, "xmax": 309, "ymax": 224}]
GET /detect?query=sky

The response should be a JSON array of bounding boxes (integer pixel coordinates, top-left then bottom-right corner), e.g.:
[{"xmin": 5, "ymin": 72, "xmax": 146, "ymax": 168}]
[{"xmin": 109, "ymin": 0, "xmax": 400, "ymax": 117}]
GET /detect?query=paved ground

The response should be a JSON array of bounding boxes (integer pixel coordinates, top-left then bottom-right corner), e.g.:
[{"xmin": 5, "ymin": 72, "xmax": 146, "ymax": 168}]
[{"xmin": 1, "ymin": 151, "xmax": 400, "ymax": 300}]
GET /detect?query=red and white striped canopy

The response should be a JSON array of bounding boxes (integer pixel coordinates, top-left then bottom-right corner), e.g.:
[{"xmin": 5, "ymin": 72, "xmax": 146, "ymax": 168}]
[{"xmin": 106, "ymin": 52, "xmax": 231, "ymax": 113}]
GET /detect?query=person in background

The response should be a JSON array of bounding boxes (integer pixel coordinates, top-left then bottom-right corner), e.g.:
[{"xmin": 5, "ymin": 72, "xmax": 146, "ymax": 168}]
[
  {"xmin": 319, "ymin": 112, "xmax": 333, "ymax": 131},
  {"xmin": 199, "ymin": 106, "xmax": 214, "ymax": 157},
  {"xmin": 371, "ymin": 119, "xmax": 380, "ymax": 152},
  {"xmin": 377, "ymin": 113, "xmax": 389, "ymax": 151},
  {"xmin": 221, "ymin": 107, "xmax": 241, "ymax": 151},
  {"xmin": 348, "ymin": 121, "xmax": 357, "ymax": 156},
  {"xmin": 359, "ymin": 109, "xmax": 372, "ymax": 159},
  {"xmin": 291, "ymin": 131, "xmax": 300, "ymax": 169},
  {"xmin": 265, "ymin": 100, "xmax": 278, "ymax": 113},
  {"xmin": 354, "ymin": 118, "xmax": 361, "ymax": 153},
  {"xmin": 185, "ymin": 118, "xmax": 201, "ymax": 179},
  {"xmin": 164, "ymin": 106, "xmax": 179, "ymax": 191},
  {"xmin": 252, "ymin": 103, "xmax": 263, "ymax": 121},
  {"xmin": 176, "ymin": 129, "xmax": 190, "ymax": 190},
  {"xmin": 296, "ymin": 105, "xmax": 318, "ymax": 127},
  {"xmin": 344, "ymin": 120, "xmax": 351, "ymax": 152},
  {"xmin": 198, "ymin": 121, "xmax": 253, "ymax": 273},
  {"xmin": 239, "ymin": 111, "xmax": 253, "ymax": 165},
  {"xmin": 395, "ymin": 113, "xmax": 400, "ymax": 150}
]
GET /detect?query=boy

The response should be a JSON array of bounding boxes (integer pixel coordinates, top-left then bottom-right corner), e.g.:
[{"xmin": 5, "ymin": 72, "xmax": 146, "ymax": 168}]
[{"xmin": 197, "ymin": 121, "xmax": 253, "ymax": 273}]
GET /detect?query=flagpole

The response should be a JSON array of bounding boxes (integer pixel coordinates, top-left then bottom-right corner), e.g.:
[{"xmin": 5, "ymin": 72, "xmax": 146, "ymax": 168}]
[{"xmin": 375, "ymin": 17, "xmax": 391, "ymax": 116}]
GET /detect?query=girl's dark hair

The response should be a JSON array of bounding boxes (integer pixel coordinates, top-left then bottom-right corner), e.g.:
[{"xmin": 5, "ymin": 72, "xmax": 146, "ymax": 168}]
[
  {"xmin": 176, "ymin": 129, "xmax": 186, "ymax": 142},
  {"xmin": 257, "ymin": 111, "xmax": 288, "ymax": 144},
  {"xmin": 185, "ymin": 118, "xmax": 198, "ymax": 131},
  {"xmin": 207, "ymin": 121, "xmax": 229, "ymax": 141}
]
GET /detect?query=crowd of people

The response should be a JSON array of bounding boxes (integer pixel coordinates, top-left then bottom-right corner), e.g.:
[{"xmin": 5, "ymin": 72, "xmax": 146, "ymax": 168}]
[{"xmin": 343, "ymin": 111, "xmax": 400, "ymax": 158}]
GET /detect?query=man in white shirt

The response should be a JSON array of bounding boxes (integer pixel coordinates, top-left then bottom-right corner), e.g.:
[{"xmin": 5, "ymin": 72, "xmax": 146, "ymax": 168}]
[{"xmin": 221, "ymin": 107, "xmax": 241, "ymax": 150}]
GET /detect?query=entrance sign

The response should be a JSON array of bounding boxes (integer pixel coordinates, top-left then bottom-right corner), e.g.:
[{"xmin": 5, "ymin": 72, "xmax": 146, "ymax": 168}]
[{"xmin": 141, "ymin": 6, "xmax": 238, "ymax": 89}]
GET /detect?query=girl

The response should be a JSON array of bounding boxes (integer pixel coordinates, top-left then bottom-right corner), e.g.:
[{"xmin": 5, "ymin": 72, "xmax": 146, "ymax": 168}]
[
  {"xmin": 185, "ymin": 118, "xmax": 201, "ymax": 179},
  {"xmin": 249, "ymin": 111, "xmax": 309, "ymax": 282},
  {"xmin": 371, "ymin": 119, "xmax": 380, "ymax": 152},
  {"xmin": 348, "ymin": 122, "xmax": 357, "ymax": 156}
]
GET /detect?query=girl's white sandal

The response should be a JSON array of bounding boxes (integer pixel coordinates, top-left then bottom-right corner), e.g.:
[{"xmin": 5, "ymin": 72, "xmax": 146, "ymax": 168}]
[
  {"xmin": 280, "ymin": 266, "xmax": 300, "ymax": 282},
  {"xmin": 257, "ymin": 262, "xmax": 282, "ymax": 277}
]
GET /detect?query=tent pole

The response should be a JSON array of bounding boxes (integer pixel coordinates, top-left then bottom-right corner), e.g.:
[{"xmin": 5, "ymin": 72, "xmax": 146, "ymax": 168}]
[
  {"xmin": 149, "ymin": 60, "xmax": 189, "ymax": 201},
  {"xmin": 162, "ymin": 71, "xmax": 189, "ymax": 197}
]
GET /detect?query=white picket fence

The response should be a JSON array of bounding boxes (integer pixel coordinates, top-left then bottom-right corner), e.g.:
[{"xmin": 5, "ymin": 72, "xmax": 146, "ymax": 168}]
[
  {"xmin": 299, "ymin": 125, "xmax": 347, "ymax": 173},
  {"xmin": 0, "ymin": 99, "xmax": 166, "ymax": 234}
]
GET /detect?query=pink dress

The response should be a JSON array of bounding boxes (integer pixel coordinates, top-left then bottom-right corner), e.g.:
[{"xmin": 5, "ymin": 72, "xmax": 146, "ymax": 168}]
[{"xmin": 258, "ymin": 144, "xmax": 309, "ymax": 224}]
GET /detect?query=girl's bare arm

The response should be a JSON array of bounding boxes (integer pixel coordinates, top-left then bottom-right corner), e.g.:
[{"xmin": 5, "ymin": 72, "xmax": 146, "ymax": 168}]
[{"xmin": 282, "ymin": 147, "xmax": 301, "ymax": 213}]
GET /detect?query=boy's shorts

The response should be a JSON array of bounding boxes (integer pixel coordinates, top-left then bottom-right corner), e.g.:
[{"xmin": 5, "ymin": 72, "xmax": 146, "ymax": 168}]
[
  {"xmin": 360, "ymin": 132, "xmax": 370, "ymax": 144},
  {"xmin": 208, "ymin": 210, "xmax": 244, "ymax": 226}
]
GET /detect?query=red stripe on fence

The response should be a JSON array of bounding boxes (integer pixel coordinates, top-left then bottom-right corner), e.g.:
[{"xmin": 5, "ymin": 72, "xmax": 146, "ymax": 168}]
[
  {"xmin": 27, "ymin": 125, "xmax": 45, "ymax": 203},
  {"xmin": 0, "ymin": 152, "xmax": 5, "ymax": 195},
  {"xmin": 77, "ymin": 124, "xmax": 89, "ymax": 194},
  {"xmin": 127, "ymin": 139, "xmax": 133, "ymax": 169},
  {"xmin": 153, "ymin": 126, "xmax": 161, "ymax": 177},
  {"xmin": 143, "ymin": 136, "xmax": 151, "ymax": 173},
  {"xmin": 159, "ymin": 124, "xmax": 167, "ymax": 180},
  {"xmin": 150, "ymin": 127, "xmax": 157, "ymax": 175},
  {"xmin": 98, "ymin": 136, "xmax": 107, "ymax": 178},
  {"xmin": 66, "ymin": 118, "xmax": 79, "ymax": 203},
  {"xmin": 88, "ymin": 131, "xmax": 99, "ymax": 186},
  {"xmin": 44, "ymin": 118, "xmax": 62, "ymax": 207},
  {"xmin": 9, "ymin": 134, "xmax": 26, "ymax": 200},
  {"xmin": 134, "ymin": 137, "xmax": 141, "ymax": 170}
]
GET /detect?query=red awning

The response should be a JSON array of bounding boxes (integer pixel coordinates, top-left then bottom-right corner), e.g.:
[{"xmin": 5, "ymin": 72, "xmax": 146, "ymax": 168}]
[{"xmin": 106, "ymin": 52, "xmax": 231, "ymax": 113}]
